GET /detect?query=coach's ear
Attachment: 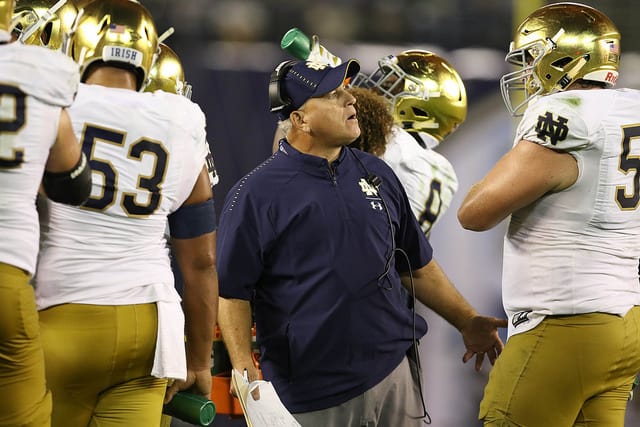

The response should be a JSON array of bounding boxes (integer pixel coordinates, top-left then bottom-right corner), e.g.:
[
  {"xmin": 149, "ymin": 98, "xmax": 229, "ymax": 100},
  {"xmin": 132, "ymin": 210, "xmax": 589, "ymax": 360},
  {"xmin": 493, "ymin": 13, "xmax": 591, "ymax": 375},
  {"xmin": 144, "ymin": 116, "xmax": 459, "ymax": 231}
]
[{"xmin": 290, "ymin": 109, "xmax": 310, "ymax": 132}]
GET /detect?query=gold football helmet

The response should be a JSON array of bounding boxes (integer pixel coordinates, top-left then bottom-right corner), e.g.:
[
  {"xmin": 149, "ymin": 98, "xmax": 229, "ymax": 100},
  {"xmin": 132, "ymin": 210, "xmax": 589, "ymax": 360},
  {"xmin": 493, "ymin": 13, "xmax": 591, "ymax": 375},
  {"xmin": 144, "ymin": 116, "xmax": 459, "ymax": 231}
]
[
  {"xmin": 351, "ymin": 50, "xmax": 467, "ymax": 143},
  {"xmin": 501, "ymin": 2, "xmax": 620, "ymax": 116},
  {"xmin": 0, "ymin": 0, "xmax": 15, "ymax": 34},
  {"xmin": 12, "ymin": 0, "xmax": 77, "ymax": 49},
  {"xmin": 67, "ymin": 0, "xmax": 158, "ymax": 91},
  {"xmin": 145, "ymin": 43, "xmax": 192, "ymax": 98}
]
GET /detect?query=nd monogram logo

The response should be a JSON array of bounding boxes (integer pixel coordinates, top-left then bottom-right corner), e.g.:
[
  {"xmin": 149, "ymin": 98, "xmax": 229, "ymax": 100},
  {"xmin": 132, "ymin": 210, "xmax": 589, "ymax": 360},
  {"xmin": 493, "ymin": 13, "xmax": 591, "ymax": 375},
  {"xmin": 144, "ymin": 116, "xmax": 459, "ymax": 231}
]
[
  {"xmin": 535, "ymin": 111, "xmax": 569, "ymax": 146},
  {"xmin": 306, "ymin": 60, "xmax": 329, "ymax": 71},
  {"xmin": 359, "ymin": 178, "xmax": 379, "ymax": 196}
]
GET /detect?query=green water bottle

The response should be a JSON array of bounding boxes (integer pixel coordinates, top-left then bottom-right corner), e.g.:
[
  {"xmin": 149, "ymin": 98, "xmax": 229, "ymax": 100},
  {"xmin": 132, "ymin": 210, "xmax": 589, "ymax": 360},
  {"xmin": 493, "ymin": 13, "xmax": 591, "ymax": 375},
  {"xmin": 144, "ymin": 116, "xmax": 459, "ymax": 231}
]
[
  {"xmin": 163, "ymin": 392, "xmax": 216, "ymax": 426},
  {"xmin": 281, "ymin": 28, "xmax": 342, "ymax": 66},
  {"xmin": 281, "ymin": 27, "xmax": 312, "ymax": 60}
]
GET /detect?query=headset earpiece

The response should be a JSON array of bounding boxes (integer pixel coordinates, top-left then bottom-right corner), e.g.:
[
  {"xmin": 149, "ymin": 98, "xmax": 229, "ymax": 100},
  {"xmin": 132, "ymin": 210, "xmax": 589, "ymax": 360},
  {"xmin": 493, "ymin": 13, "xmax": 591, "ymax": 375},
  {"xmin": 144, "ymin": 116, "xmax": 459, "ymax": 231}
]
[{"xmin": 269, "ymin": 60, "xmax": 297, "ymax": 115}]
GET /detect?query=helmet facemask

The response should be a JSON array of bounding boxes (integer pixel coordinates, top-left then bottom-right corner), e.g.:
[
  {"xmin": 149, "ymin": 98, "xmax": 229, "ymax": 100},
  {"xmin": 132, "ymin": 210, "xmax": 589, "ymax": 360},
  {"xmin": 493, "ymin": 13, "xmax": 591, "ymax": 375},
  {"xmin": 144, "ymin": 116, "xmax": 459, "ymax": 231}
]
[{"xmin": 500, "ymin": 29, "xmax": 567, "ymax": 116}]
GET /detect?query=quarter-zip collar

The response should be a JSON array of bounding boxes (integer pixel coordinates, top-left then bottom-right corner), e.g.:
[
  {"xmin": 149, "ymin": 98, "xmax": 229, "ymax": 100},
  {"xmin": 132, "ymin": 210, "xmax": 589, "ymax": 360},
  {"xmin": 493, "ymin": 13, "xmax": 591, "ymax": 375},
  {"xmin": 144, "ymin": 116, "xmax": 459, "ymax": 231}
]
[{"xmin": 277, "ymin": 139, "xmax": 347, "ymax": 179}]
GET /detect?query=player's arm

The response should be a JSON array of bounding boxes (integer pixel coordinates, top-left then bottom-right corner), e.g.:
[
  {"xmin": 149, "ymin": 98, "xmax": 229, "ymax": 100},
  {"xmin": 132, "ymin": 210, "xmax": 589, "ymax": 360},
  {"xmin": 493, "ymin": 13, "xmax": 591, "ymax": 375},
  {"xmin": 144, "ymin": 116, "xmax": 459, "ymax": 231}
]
[
  {"xmin": 42, "ymin": 108, "xmax": 91, "ymax": 205},
  {"xmin": 165, "ymin": 166, "xmax": 218, "ymax": 402},
  {"xmin": 401, "ymin": 259, "xmax": 507, "ymax": 371},
  {"xmin": 457, "ymin": 139, "xmax": 577, "ymax": 231}
]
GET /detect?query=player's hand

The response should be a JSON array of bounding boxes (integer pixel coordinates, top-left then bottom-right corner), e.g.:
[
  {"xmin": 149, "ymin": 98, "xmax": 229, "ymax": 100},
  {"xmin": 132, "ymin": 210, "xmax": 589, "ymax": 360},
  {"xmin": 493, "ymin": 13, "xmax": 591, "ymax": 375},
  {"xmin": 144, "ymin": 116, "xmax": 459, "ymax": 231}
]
[
  {"xmin": 164, "ymin": 367, "xmax": 212, "ymax": 404},
  {"xmin": 460, "ymin": 315, "xmax": 508, "ymax": 372}
]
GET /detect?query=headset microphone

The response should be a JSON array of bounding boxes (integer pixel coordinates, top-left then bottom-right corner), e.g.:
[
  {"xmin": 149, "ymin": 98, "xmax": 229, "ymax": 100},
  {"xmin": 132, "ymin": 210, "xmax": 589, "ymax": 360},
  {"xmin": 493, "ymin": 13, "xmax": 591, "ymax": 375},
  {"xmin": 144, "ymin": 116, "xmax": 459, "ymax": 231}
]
[{"xmin": 367, "ymin": 174, "xmax": 382, "ymax": 189}]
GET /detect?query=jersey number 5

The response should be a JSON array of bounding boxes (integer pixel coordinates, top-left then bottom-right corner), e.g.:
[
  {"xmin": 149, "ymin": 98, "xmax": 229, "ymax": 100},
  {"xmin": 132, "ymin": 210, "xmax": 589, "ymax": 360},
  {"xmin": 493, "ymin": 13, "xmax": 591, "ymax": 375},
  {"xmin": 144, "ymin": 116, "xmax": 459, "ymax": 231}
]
[
  {"xmin": 81, "ymin": 125, "xmax": 168, "ymax": 217},
  {"xmin": 616, "ymin": 125, "xmax": 640, "ymax": 210}
]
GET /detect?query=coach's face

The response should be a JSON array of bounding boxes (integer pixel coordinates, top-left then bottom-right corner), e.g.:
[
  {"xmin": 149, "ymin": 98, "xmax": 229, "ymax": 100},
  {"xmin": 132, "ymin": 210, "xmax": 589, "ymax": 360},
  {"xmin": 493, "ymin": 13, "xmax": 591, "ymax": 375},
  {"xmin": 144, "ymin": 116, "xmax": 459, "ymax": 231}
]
[{"xmin": 298, "ymin": 85, "xmax": 361, "ymax": 148}]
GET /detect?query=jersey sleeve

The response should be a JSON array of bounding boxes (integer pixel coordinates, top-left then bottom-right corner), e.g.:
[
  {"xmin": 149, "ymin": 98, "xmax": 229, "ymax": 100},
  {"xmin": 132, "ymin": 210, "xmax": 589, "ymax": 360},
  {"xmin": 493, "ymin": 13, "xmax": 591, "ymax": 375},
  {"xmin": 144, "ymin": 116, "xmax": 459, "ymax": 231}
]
[
  {"xmin": 176, "ymin": 96, "xmax": 209, "ymax": 161},
  {"xmin": 516, "ymin": 93, "xmax": 590, "ymax": 152},
  {"xmin": 17, "ymin": 45, "xmax": 80, "ymax": 107},
  {"xmin": 165, "ymin": 93, "xmax": 210, "ymax": 209}
]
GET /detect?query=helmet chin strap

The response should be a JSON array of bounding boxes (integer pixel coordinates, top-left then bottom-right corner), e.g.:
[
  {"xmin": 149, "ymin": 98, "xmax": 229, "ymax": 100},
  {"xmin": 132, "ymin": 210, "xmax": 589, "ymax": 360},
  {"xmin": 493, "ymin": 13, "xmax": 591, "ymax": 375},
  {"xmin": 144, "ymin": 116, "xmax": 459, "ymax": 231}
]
[
  {"xmin": 63, "ymin": 6, "xmax": 83, "ymax": 56},
  {"xmin": 557, "ymin": 56, "xmax": 589, "ymax": 90}
]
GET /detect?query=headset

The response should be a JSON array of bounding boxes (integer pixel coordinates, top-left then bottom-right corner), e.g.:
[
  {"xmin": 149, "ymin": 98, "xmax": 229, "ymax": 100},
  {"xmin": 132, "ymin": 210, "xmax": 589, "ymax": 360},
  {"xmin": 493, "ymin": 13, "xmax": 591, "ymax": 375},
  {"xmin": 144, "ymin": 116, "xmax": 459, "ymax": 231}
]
[
  {"xmin": 269, "ymin": 59, "xmax": 297, "ymax": 117},
  {"xmin": 348, "ymin": 146, "xmax": 432, "ymax": 424}
]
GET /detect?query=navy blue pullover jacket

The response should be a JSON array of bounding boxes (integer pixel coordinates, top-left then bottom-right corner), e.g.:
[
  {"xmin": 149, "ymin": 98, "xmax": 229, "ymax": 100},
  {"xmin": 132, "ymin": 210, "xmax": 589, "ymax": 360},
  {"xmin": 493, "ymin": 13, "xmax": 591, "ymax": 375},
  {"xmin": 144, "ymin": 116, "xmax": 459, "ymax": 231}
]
[{"xmin": 217, "ymin": 140, "xmax": 432, "ymax": 412}]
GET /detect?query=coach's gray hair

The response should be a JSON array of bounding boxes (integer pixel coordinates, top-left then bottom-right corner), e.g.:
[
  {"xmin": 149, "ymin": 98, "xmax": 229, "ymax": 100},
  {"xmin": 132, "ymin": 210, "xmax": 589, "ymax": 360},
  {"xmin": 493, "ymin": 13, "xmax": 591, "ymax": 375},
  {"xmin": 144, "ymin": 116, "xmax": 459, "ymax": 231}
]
[{"xmin": 278, "ymin": 119, "xmax": 292, "ymax": 136}]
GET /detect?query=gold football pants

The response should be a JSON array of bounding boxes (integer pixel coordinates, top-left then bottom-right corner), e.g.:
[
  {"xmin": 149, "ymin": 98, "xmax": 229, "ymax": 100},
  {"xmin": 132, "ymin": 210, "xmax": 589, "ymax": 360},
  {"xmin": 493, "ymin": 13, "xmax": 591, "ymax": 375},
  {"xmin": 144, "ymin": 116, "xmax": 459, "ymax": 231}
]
[
  {"xmin": 480, "ymin": 308, "xmax": 640, "ymax": 427},
  {"xmin": 39, "ymin": 303, "xmax": 168, "ymax": 427},
  {"xmin": 0, "ymin": 263, "xmax": 51, "ymax": 427}
]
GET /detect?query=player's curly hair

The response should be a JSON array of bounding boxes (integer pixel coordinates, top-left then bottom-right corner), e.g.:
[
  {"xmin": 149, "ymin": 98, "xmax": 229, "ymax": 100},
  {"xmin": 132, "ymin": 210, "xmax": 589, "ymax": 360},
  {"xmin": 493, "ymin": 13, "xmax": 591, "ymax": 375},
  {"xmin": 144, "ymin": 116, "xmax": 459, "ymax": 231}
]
[{"xmin": 348, "ymin": 87, "xmax": 394, "ymax": 157}]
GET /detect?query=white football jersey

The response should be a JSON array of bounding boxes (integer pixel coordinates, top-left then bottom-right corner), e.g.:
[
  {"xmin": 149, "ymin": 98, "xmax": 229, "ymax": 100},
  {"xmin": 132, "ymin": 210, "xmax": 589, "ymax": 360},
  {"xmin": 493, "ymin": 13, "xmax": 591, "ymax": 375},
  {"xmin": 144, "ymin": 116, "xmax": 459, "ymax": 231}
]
[
  {"xmin": 382, "ymin": 126, "xmax": 458, "ymax": 235},
  {"xmin": 35, "ymin": 84, "xmax": 209, "ymax": 309},
  {"xmin": 503, "ymin": 89, "xmax": 640, "ymax": 337},
  {"xmin": 0, "ymin": 43, "xmax": 79, "ymax": 274}
]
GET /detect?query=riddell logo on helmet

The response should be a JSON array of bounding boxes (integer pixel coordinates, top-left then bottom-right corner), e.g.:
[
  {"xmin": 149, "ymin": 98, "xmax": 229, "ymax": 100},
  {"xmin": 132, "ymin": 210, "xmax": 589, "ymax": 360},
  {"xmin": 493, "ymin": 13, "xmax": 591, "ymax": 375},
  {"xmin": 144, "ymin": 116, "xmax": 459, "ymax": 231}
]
[{"xmin": 605, "ymin": 72, "xmax": 618, "ymax": 84}]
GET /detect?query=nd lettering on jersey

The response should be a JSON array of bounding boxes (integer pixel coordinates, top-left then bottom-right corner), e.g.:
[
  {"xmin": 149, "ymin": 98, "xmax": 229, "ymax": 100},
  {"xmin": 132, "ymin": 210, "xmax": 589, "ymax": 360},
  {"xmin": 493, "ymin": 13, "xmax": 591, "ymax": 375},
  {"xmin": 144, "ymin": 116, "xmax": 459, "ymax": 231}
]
[{"xmin": 535, "ymin": 111, "xmax": 569, "ymax": 146}]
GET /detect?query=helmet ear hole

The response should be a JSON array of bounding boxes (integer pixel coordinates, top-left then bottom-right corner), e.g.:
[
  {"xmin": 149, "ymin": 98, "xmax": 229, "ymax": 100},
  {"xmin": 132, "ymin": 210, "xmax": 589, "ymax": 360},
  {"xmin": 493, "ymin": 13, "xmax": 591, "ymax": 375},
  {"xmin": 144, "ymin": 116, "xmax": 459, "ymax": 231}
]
[
  {"xmin": 411, "ymin": 106, "xmax": 429, "ymax": 119},
  {"xmin": 40, "ymin": 21, "xmax": 52, "ymax": 46},
  {"xmin": 551, "ymin": 57, "xmax": 572, "ymax": 68}
]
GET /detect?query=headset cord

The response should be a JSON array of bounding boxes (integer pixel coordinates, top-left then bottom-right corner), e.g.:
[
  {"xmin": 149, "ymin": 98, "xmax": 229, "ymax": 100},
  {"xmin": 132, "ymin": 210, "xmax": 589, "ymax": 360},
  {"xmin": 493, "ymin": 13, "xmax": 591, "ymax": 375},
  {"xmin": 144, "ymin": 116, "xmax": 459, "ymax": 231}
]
[{"xmin": 348, "ymin": 148, "xmax": 431, "ymax": 422}]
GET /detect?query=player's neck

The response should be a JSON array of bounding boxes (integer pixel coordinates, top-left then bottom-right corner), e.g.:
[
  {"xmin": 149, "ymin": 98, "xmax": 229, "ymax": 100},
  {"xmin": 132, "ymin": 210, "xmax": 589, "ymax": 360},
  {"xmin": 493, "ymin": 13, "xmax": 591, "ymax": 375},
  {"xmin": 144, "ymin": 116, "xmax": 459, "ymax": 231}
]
[{"xmin": 84, "ymin": 66, "xmax": 137, "ymax": 91}]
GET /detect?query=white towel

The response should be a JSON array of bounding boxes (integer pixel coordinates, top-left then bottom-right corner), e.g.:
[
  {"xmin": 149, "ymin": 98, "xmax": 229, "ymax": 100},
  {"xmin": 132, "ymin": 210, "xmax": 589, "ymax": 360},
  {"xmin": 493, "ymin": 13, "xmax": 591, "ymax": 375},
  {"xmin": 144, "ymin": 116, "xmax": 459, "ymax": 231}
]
[{"xmin": 152, "ymin": 300, "xmax": 187, "ymax": 380}]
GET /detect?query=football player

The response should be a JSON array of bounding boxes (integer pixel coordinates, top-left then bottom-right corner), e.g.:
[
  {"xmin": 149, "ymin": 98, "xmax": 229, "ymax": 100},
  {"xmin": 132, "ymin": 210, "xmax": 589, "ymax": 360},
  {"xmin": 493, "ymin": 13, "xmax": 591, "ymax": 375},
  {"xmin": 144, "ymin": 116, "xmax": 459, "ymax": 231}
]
[
  {"xmin": 0, "ymin": 0, "xmax": 91, "ymax": 425},
  {"xmin": 350, "ymin": 50, "xmax": 466, "ymax": 236},
  {"xmin": 458, "ymin": 3, "xmax": 640, "ymax": 425},
  {"xmin": 33, "ymin": 1, "xmax": 217, "ymax": 425}
]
